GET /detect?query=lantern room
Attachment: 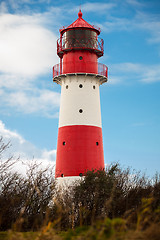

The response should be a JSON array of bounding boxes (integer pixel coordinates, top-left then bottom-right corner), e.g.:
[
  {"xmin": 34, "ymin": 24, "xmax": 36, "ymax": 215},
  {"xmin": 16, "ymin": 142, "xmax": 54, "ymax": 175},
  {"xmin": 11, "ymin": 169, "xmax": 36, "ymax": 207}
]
[{"xmin": 56, "ymin": 10, "xmax": 104, "ymax": 75}]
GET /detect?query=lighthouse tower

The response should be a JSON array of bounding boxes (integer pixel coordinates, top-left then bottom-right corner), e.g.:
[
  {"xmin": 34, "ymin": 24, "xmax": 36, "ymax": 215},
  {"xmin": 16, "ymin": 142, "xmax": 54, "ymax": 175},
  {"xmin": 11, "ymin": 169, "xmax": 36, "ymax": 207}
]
[{"xmin": 53, "ymin": 10, "xmax": 108, "ymax": 180}]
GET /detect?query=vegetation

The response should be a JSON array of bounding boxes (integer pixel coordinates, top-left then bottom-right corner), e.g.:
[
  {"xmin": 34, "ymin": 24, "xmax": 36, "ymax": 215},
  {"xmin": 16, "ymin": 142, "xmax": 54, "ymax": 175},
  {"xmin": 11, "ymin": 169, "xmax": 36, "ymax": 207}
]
[{"xmin": 0, "ymin": 136, "xmax": 160, "ymax": 239}]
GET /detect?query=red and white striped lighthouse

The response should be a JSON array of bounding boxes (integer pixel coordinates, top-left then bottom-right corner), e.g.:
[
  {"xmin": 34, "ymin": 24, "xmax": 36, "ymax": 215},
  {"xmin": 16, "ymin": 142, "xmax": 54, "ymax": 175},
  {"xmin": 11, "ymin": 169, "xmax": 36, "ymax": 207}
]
[{"xmin": 53, "ymin": 10, "xmax": 108, "ymax": 180}]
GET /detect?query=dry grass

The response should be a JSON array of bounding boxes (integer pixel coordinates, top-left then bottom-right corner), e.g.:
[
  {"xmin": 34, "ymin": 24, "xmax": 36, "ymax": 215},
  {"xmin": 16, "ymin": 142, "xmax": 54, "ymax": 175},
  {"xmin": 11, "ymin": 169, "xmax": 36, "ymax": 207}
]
[{"xmin": 1, "ymin": 222, "xmax": 159, "ymax": 240}]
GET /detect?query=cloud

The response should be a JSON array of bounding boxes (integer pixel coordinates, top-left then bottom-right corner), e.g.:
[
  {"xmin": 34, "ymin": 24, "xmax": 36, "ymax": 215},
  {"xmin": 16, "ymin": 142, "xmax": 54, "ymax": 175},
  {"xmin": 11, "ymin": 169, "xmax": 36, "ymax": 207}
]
[
  {"xmin": 0, "ymin": 120, "xmax": 56, "ymax": 174},
  {"xmin": 68, "ymin": 2, "xmax": 116, "ymax": 16},
  {"xmin": 1, "ymin": 89, "xmax": 60, "ymax": 117},
  {"xmin": 131, "ymin": 122, "xmax": 146, "ymax": 127},
  {"xmin": 0, "ymin": 11, "xmax": 61, "ymax": 117},
  {"xmin": 0, "ymin": 89, "xmax": 60, "ymax": 118},
  {"xmin": 126, "ymin": 0, "xmax": 144, "ymax": 7},
  {"xmin": 109, "ymin": 62, "xmax": 160, "ymax": 84},
  {"xmin": 0, "ymin": 13, "xmax": 58, "ymax": 77},
  {"xmin": 107, "ymin": 76, "xmax": 123, "ymax": 85},
  {"xmin": 41, "ymin": 149, "xmax": 56, "ymax": 162},
  {"xmin": 82, "ymin": 2, "xmax": 116, "ymax": 13},
  {"xmin": 0, "ymin": 2, "xmax": 8, "ymax": 13},
  {"xmin": 0, "ymin": 74, "xmax": 31, "ymax": 90},
  {"xmin": 103, "ymin": 17, "xmax": 132, "ymax": 32},
  {"xmin": 136, "ymin": 12, "xmax": 160, "ymax": 44},
  {"xmin": 100, "ymin": 6, "xmax": 160, "ymax": 47},
  {"xmin": 0, "ymin": 120, "xmax": 24, "ymax": 144},
  {"xmin": 141, "ymin": 65, "xmax": 160, "ymax": 83}
]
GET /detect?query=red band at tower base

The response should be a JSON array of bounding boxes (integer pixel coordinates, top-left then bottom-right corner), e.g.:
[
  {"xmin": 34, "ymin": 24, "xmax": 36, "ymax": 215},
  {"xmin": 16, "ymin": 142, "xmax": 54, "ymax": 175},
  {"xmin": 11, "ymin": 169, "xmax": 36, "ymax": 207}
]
[{"xmin": 55, "ymin": 125, "xmax": 105, "ymax": 178}]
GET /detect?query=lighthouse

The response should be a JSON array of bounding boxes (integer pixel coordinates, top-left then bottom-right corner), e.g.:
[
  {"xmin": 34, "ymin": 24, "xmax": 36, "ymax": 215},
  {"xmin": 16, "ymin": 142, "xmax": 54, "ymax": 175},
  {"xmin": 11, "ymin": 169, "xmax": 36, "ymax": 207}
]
[{"xmin": 53, "ymin": 10, "xmax": 108, "ymax": 180}]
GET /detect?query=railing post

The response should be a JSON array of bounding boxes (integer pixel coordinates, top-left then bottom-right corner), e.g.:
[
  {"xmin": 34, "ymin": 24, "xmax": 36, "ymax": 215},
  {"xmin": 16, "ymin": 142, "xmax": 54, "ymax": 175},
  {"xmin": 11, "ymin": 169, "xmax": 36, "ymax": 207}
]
[
  {"xmin": 60, "ymin": 33, "xmax": 62, "ymax": 52},
  {"xmin": 60, "ymin": 59, "xmax": 62, "ymax": 75},
  {"xmin": 57, "ymin": 41, "xmax": 59, "ymax": 55},
  {"xmin": 102, "ymin": 39, "xmax": 104, "ymax": 53},
  {"xmin": 53, "ymin": 66, "xmax": 54, "ymax": 78}
]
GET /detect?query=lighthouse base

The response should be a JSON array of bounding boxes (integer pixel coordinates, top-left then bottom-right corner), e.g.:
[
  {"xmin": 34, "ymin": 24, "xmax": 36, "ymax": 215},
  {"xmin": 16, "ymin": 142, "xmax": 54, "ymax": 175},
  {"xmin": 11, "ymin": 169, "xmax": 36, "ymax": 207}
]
[
  {"xmin": 55, "ymin": 125, "xmax": 104, "ymax": 178},
  {"xmin": 55, "ymin": 176, "xmax": 84, "ymax": 189}
]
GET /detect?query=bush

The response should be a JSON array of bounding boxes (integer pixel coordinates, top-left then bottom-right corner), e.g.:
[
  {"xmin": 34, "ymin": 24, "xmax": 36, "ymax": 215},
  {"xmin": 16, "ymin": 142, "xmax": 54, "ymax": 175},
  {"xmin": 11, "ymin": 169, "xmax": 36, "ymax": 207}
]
[
  {"xmin": 0, "ymin": 137, "xmax": 56, "ymax": 231},
  {"xmin": 0, "ymin": 136, "xmax": 160, "ymax": 237}
]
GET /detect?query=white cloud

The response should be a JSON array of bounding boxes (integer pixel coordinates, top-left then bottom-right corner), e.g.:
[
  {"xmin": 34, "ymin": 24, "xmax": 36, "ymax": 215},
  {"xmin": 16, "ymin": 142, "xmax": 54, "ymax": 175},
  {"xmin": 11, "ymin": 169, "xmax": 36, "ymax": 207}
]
[
  {"xmin": 107, "ymin": 76, "xmax": 123, "ymax": 85},
  {"xmin": 131, "ymin": 11, "xmax": 160, "ymax": 45},
  {"xmin": 69, "ymin": 2, "xmax": 116, "ymax": 16},
  {"xmin": 41, "ymin": 149, "xmax": 56, "ymax": 162},
  {"xmin": 7, "ymin": 0, "xmax": 52, "ymax": 12},
  {"xmin": 1, "ymin": 89, "xmax": 60, "ymax": 117},
  {"xmin": 126, "ymin": 0, "xmax": 144, "ymax": 7},
  {"xmin": 131, "ymin": 122, "xmax": 145, "ymax": 127},
  {"xmin": 0, "ymin": 2, "xmax": 8, "ymax": 13},
  {"xmin": 0, "ymin": 74, "xmax": 31, "ymax": 90},
  {"xmin": 0, "ymin": 120, "xmax": 56, "ymax": 174},
  {"xmin": 82, "ymin": 2, "xmax": 116, "ymax": 13},
  {"xmin": 0, "ymin": 120, "xmax": 24, "ymax": 144},
  {"xmin": 141, "ymin": 65, "xmax": 160, "ymax": 83},
  {"xmin": 109, "ymin": 62, "xmax": 160, "ymax": 84},
  {"xmin": 0, "ymin": 73, "xmax": 60, "ymax": 117},
  {"xmin": 0, "ymin": 13, "xmax": 58, "ymax": 77},
  {"xmin": 0, "ymin": 11, "xmax": 61, "ymax": 117},
  {"xmin": 101, "ymin": 14, "xmax": 136, "ymax": 33},
  {"xmin": 111, "ymin": 63, "xmax": 142, "ymax": 73},
  {"xmin": 101, "ymin": 7, "xmax": 160, "ymax": 47}
]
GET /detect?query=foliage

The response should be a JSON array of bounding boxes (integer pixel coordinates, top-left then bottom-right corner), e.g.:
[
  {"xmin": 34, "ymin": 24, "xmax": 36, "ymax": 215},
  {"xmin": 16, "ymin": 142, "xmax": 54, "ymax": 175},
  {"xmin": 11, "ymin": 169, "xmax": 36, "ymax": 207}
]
[
  {"xmin": 0, "ymin": 136, "xmax": 160, "ymax": 239},
  {"xmin": 0, "ymin": 137, "xmax": 56, "ymax": 231}
]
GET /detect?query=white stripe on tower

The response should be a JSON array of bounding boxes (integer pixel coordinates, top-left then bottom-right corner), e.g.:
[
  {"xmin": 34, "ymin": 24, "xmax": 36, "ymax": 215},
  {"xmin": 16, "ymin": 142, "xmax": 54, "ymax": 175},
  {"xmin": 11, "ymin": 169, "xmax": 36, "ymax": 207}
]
[{"xmin": 59, "ymin": 75, "xmax": 102, "ymax": 128}]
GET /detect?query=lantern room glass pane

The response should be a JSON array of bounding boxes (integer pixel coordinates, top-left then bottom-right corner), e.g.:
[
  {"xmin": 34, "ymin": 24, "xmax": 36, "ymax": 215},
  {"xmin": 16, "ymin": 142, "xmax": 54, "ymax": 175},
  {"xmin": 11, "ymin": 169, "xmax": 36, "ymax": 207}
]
[{"xmin": 63, "ymin": 29, "xmax": 97, "ymax": 49}]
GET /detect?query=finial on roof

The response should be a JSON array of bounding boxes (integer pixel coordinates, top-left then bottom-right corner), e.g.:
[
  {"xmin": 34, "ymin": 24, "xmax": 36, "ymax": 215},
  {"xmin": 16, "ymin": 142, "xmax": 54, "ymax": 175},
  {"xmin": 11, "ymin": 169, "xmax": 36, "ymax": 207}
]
[{"xmin": 78, "ymin": 9, "xmax": 83, "ymax": 18}]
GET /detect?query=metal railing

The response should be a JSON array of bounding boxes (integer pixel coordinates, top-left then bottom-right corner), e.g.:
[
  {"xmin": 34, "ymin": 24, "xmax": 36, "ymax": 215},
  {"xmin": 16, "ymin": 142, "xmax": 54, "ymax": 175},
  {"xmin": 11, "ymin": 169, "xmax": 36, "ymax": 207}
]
[
  {"xmin": 57, "ymin": 36, "xmax": 104, "ymax": 57},
  {"xmin": 98, "ymin": 63, "xmax": 108, "ymax": 77},
  {"xmin": 53, "ymin": 62, "xmax": 108, "ymax": 78},
  {"xmin": 53, "ymin": 63, "xmax": 60, "ymax": 78}
]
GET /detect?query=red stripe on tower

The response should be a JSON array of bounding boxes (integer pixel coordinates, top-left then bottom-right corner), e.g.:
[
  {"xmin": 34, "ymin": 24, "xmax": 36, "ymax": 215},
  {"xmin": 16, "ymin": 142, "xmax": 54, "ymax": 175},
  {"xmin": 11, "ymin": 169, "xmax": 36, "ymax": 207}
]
[
  {"xmin": 56, "ymin": 125, "xmax": 104, "ymax": 178},
  {"xmin": 53, "ymin": 10, "xmax": 108, "ymax": 180}
]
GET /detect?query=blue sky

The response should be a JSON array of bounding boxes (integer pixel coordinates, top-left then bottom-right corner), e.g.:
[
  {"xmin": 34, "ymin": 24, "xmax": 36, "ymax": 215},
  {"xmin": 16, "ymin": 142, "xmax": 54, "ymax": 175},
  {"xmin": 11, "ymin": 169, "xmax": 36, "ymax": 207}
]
[{"xmin": 0, "ymin": 0, "xmax": 160, "ymax": 177}]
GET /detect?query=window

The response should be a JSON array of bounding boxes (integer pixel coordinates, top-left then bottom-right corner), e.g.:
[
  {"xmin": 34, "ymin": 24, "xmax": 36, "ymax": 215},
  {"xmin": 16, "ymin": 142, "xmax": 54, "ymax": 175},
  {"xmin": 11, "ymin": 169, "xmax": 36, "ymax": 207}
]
[
  {"xmin": 93, "ymin": 85, "xmax": 96, "ymax": 89},
  {"xmin": 66, "ymin": 85, "xmax": 68, "ymax": 89},
  {"xmin": 79, "ymin": 84, "xmax": 83, "ymax": 88},
  {"xmin": 61, "ymin": 174, "xmax": 64, "ymax": 177},
  {"xmin": 63, "ymin": 141, "xmax": 66, "ymax": 145},
  {"xmin": 79, "ymin": 56, "xmax": 83, "ymax": 60},
  {"xmin": 79, "ymin": 173, "xmax": 83, "ymax": 177},
  {"xmin": 96, "ymin": 142, "xmax": 99, "ymax": 146},
  {"xmin": 79, "ymin": 109, "xmax": 83, "ymax": 113}
]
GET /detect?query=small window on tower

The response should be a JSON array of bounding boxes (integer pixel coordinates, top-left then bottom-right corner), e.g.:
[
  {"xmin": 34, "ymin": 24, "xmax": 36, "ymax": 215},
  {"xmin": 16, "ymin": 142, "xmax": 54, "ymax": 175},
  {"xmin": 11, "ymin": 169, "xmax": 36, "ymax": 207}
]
[
  {"xmin": 61, "ymin": 174, "xmax": 64, "ymax": 177},
  {"xmin": 93, "ymin": 85, "xmax": 96, "ymax": 89},
  {"xmin": 79, "ymin": 173, "xmax": 83, "ymax": 177},
  {"xmin": 66, "ymin": 85, "xmax": 68, "ymax": 89},
  {"xmin": 79, "ymin": 84, "xmax": 83, "ymax": 88},
  {"xmin": 79, "ymin": 56, "xmax": 83, "ymax": 60},
  {"xmin": 79, "ymin": 109, "xmax": 83, "ymax": 113},
  {"xmin": 63, "ymin": 141, "xmax": 66, "ymax": 145},
  {"xmin": 96, "ymin": 142, "xmax": 99, "ymax": 146}
]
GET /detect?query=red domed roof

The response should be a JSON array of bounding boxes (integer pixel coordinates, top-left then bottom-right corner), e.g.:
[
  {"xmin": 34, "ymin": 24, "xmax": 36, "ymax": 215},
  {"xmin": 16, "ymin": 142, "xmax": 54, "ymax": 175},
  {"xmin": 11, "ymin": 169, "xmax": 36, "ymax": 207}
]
[{"xmin": 60, "ymin": 10, "xmax": 101, "ymax": 35}]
